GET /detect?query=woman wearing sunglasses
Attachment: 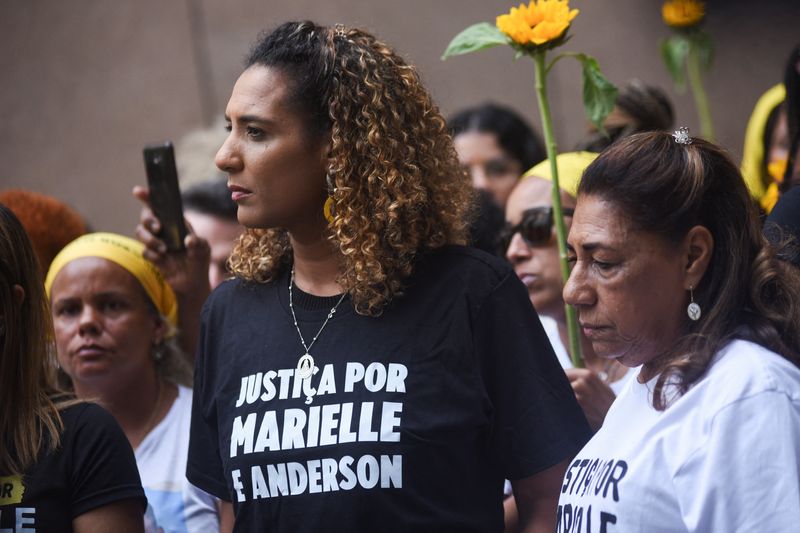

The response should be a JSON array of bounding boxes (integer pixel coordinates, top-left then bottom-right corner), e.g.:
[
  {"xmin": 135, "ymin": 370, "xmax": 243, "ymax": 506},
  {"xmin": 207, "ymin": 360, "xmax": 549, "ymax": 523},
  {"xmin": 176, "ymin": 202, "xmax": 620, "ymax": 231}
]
[{"xmin": 504, "ymin": 152, "xmax": 632, "ymax": 432}]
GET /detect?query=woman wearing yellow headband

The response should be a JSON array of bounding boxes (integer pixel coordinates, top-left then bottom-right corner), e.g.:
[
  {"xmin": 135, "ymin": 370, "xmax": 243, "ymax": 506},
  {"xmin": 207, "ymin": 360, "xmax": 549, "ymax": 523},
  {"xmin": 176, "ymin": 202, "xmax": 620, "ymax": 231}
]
[{"xmin": 45, "ymin": 233, "xmax": 218, "ymax": 532}]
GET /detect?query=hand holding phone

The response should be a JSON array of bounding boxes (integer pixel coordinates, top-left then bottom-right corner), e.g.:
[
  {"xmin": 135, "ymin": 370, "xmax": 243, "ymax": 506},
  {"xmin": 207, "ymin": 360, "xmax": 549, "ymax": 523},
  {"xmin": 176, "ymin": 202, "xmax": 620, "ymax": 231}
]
[{"xmin": 143, "ymin": 141, "xmax": 188, "ymax": 252}]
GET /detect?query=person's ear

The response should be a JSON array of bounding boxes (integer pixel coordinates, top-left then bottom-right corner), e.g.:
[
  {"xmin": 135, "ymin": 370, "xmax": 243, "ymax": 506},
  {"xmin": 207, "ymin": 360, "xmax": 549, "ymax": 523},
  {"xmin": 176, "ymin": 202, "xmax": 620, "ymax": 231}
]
[
  {"xmin": 152, "ymin": 316, "xmax": 168, "ymax": 347},
  {"xmin": 318, "ymin": 132, "xmax": 333, "ymax": 170},
  {"xmin": 682, "ymin": 225, "xmax": 714, "ymax": 289}
]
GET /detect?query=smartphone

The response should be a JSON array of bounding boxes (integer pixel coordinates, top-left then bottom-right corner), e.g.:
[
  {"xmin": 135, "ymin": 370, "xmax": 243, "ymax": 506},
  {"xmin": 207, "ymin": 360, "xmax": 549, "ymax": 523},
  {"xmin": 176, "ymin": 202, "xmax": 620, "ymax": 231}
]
[{"xmin": 143, "ymin": 141, "xmax": 188, "ymax": 252}]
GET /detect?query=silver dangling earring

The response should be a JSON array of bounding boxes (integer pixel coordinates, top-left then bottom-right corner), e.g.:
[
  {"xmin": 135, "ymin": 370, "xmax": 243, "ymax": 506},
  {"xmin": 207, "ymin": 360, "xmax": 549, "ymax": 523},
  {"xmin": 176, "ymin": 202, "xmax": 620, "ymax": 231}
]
[
  {"xmin": 152, "ymin": 342, "xmax": 166, "ymax": 362},
  {"xmin": 687, "ymin": 286, "xmax": 701, "ymax": 321}
]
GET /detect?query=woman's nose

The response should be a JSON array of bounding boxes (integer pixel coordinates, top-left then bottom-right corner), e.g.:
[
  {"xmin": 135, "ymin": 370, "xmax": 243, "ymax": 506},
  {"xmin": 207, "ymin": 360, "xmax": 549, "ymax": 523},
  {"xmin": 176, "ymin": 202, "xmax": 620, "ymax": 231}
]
[
  {"xmin": 471, "ymin": 166, "xmax": 488, "ymax": 191},
  {"xmin": 563, "ymin": 264, "xmax": 595, "ymax": 308},
  {"xmin": 215, "ymin": 133, "xmax": 242, "ymax": 174},
  {"xmin": 506, "ymin": 232, "xmax": 531, "ymax": 263},
  {"xmin": 78, "ymin": 306, "xmax": 101, "ymax": 335}
]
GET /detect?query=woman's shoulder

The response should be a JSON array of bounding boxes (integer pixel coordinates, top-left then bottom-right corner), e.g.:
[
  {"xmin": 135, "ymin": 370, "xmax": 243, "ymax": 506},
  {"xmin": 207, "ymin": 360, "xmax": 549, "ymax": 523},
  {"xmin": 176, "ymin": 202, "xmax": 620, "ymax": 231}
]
[
  {"xmin": 59, "ymin": 400, "xmax": 115, "ymax": 428},
  {"xmin": 400, "ymin": 245, "xmax": 526, "ymax": 314},
  {"xmin": 172, "ymin": 384, "xmax": 195, "ymax": 416},
  {"xmin": 56, "ymin": 401, "xmax": 131, "ymax": 447},
  {"xmin": 698, "ymin": 339, "xmax": 800, "ymax": 406},
  {"xmin": 204, "ymin": 274, "xmax": 280, "ymax": 310},
  {"xmin": 417, "ymin": 245, "xmax": 514, "ymax": 286}
]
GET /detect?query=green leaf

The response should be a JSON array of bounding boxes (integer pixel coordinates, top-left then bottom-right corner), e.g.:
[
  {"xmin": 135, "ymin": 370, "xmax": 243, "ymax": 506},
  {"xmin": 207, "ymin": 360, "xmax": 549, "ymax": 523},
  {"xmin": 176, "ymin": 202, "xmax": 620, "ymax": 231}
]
[
  {"xmin": 442, "ymin": 22, "xmax": 509, "ymax": 60},
  {"xmin": 692, "ymin": 31, "xmax": 714, "ymax": 72},
  {"xmin": 575, "ymin": 54, "xmax": 618, "ymax": 133},
  {"xmin": 660, "ymin": 35, "xmax": 689, "ymax": 91}
]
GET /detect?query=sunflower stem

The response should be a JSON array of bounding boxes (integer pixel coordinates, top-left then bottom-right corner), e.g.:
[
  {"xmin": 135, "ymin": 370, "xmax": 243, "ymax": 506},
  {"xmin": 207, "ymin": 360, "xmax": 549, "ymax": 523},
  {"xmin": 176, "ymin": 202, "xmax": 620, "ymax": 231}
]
[
  {"xmin": 533, "ymin": 51, "xmax": 583, "ymax": 368},
  {"xmin": 686, "ymin": 38, "xmax": 714, "ymax": 141}
]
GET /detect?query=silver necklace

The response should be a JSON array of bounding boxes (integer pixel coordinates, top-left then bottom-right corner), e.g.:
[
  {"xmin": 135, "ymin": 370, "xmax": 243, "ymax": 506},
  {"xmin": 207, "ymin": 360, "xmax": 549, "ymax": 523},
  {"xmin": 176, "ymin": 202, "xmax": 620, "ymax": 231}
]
[{"xmin": 289, "ymin": 269, "xmax": 347, "ymax": 380}]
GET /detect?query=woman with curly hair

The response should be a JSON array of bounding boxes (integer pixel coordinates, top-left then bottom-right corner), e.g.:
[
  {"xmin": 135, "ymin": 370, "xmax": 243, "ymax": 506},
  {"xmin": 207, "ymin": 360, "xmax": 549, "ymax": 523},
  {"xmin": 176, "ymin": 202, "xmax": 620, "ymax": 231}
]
[
  {"xmin": 557, "ymin": 131, "xmax": 800, "ymax": 531},
  {"xmin": 0, "ymin": 205, "xmax": 146, "ymax": 531},
  {"xmin": 137, "ymin": 20, "xmax": 591, "ymax": 532}
]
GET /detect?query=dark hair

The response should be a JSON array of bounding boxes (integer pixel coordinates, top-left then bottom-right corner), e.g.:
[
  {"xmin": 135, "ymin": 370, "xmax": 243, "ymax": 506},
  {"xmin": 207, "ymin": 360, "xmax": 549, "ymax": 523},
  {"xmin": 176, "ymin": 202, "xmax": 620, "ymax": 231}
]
[
  {"xmin": 447, "ymin": 103, "xmax": 546, "ymax": 171},
  {"xmin": 579, "ymin": 131, "xmax": 800, "ymax": 409},
  {"xmin": 467, "ymin": 189, "xmax": 505, "ymax": 255},
  {"xmin": 0, "ymin": 204, "xmax": 65, "ymax": 475},
  {"xmin": 763, "ymin": 102, "xmax": 784, "ymax": 173},
  {"xmin": 765, "ymin": 185, "xmax": 800, "ymax": 268},
  {"xmin": 231, "ymin": 21, "xmax": 473, "ymax": 316},
  {"xmin": 576, "ymin": 80, "xmax": 674, "ymax": 152},
  {"xmin": 182, "ymin": 178, "xmax": 238, "ymax": 222},
  {"xmin": 781, "ymin": 45, "xmax": 800, "ymax": 191},
  {"xmin": 245, "ymin": 22, "xmax": 336, "ymax": 138}
]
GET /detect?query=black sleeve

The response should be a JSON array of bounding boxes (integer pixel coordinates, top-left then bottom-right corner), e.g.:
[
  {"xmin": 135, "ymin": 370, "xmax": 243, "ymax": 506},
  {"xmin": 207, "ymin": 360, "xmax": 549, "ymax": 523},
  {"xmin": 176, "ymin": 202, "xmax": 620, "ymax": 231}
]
[
  {"xmin": 66, "ymin": 403, "xmax": 148, "ymax": 518},
  {"xmin": 475, "ymin": 271, "xmax": 592, "ymax": 480},
  {"xmin": 186, "ymin": 301, "xmax": 230, "ymax": 500}
]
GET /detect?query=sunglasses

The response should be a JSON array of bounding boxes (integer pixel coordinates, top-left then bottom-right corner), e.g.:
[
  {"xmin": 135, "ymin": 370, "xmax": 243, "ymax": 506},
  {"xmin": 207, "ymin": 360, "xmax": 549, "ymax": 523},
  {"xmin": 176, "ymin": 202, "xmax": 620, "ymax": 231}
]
[{"xmin": 499, "ymin": 206, "xmax": 575, "ymax": 252}]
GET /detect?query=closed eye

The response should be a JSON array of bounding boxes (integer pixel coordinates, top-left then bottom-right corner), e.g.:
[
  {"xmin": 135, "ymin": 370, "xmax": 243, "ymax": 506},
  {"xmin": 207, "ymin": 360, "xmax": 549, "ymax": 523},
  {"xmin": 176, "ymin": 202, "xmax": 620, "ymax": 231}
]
[{"xmin": 593, "ymin": 259, "xmax": 617, "ymax": 272}]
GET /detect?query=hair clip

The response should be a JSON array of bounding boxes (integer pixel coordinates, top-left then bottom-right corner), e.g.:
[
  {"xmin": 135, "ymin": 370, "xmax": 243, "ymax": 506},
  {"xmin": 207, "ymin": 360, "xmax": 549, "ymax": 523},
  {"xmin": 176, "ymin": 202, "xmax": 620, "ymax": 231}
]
[
  {"xmin": 334, "ymin": 24, "xmax": 347, "ymax": 38},
  {"xmin": 672, "ymin": 127, "xmax": 693, "ymax": 145}
]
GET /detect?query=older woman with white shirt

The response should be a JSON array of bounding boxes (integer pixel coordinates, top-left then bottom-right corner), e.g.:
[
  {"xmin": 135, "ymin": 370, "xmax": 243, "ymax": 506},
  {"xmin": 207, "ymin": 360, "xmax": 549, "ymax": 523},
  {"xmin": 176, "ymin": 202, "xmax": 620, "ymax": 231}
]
[{"xmin": 557, "ymin": 130, "xmax": 800, "ymax": 532}]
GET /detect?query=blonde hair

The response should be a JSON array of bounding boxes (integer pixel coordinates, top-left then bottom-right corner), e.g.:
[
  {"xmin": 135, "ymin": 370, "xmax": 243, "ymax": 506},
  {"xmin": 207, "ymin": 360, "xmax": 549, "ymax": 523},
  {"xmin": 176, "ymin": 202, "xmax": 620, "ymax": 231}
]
[{"xmin": 228, "ymin": 21, "xmax": 473, "ymax": 316}]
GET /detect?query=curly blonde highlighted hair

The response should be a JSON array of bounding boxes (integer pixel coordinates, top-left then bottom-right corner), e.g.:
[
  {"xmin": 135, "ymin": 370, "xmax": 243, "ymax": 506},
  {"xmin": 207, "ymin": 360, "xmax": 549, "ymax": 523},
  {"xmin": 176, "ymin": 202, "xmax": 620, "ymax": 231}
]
[{"xmin": 228, "ymin": 21, "xmax": 473, "ymax": 316}]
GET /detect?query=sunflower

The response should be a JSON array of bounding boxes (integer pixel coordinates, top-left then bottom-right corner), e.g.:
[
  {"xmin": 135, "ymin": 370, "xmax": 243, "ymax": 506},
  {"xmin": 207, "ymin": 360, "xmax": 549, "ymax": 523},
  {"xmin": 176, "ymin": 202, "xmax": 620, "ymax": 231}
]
[
  {"xmin": 496, "ymin": 0, "xmax": 579, "ymax": 46},
  {"xmin": 662, "ymin": 0, "xmax": 705, "ymax": 28}
]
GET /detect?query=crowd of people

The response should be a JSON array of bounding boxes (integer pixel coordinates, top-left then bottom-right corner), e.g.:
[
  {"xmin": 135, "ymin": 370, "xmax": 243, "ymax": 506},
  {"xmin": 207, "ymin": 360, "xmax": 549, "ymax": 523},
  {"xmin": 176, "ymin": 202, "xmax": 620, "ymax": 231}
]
[{"xmin": 1, "ymin": 17, "xmax": 799, "ymax": 533}]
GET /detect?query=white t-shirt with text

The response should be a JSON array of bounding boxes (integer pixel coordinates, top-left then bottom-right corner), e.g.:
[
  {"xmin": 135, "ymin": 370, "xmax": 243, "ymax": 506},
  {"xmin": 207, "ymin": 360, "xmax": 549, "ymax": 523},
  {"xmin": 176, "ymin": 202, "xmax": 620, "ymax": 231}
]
[{"xmin": 557, "ymin": 339, "xmax": 800, "ymax": 532}]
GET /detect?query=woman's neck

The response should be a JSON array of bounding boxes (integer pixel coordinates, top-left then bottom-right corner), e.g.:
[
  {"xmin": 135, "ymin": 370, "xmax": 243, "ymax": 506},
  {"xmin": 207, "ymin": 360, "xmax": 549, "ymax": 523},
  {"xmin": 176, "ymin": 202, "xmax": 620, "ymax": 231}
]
[
  {"xmin": 289, "ymin": 231, "xmax": 343, "ymax": 296},
  {"xmin": 75, "ymin": 372, "xmax": 177, "ymax": 449}
]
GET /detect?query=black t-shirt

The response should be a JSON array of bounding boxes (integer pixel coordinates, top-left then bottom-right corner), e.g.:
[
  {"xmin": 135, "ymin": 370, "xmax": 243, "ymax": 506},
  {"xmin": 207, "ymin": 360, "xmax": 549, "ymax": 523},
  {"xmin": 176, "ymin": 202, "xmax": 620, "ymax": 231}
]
[
  {"xmin": 0, "ymin": 402, "xmax": 146, "ymax": 532},
  {"xmin": 188, "ymin": 245, "xmax": 591, "ymax": 532}
]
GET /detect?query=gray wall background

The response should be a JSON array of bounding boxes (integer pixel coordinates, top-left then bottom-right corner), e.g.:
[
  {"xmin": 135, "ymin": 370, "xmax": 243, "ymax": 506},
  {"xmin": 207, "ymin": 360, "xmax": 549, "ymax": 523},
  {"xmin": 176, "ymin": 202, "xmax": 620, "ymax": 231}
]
[{"xmin": 2, "ymin": 0, "xmax": 798, "ymax": 234}]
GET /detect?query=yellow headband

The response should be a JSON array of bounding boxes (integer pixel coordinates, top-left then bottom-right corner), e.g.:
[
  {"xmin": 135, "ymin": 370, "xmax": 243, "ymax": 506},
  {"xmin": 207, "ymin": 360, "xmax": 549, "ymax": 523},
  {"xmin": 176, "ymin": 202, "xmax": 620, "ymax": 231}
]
[
  {"xmin": 523, "ymin": 151, "xmax": 599, "ymax": 198},
  {"xmin": 45, "ymin": 232, "xmax": 178, "ymax": 328}
]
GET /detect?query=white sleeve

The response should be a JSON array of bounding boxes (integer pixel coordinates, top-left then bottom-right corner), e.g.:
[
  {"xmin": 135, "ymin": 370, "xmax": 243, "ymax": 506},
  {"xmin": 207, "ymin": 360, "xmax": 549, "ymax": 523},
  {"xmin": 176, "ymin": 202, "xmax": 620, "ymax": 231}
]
[{"xmin": 672, "ymin": 391, "xmax": 800, "ymax": 532}]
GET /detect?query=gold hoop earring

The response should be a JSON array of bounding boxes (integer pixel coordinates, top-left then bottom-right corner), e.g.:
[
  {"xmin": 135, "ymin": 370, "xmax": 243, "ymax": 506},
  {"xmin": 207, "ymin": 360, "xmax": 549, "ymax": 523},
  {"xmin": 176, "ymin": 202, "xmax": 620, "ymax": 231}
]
[
  {"xmin": 323, "ymin": 196, "xmax": 335, "ymax": 223},
  {"xmin": 324, "ymin": 172, "xmax": 336, "ymax": 223}
]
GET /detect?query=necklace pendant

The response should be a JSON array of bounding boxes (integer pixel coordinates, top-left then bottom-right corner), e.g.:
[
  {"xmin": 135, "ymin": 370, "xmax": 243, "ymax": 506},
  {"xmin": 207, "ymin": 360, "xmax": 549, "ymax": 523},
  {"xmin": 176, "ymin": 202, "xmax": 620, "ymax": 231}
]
[{"xmin": 296, "ymin": 353, "xmax": 315, "ymax": 380}]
